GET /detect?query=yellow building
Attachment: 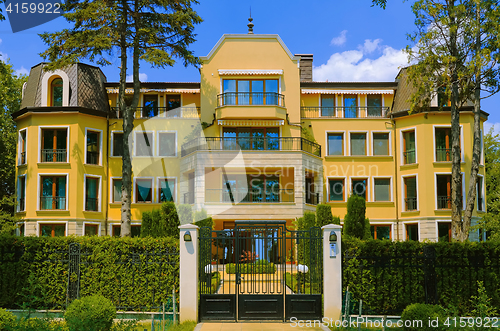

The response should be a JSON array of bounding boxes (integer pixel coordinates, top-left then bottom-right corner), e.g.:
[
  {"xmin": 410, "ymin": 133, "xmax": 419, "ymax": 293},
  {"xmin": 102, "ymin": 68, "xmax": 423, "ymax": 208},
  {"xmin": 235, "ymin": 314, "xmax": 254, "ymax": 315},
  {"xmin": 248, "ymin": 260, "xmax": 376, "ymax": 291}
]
[{"xmin": 13, "ymin": 27, "xmax": 487, "ymax": 241}]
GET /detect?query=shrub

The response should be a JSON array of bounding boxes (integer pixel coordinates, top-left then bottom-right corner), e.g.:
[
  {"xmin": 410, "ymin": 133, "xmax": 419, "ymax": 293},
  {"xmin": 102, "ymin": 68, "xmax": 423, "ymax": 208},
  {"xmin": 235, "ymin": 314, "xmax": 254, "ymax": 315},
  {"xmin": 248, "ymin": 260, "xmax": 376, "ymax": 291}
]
[
  {"xmin": 65, "ymin": 294, "xmax": 116, "ymax": 331},
  {"xmin": 316, "ymin": 204, "xmax": 333, "ymax": 227},
  {"xmin": 344, "ymin": 195, "xmax": 370, "ymax": 239},
  {"xmin": 140, "ymin": 211, "xmax": 152, "ymax": 237},
  {"xmin": 0, "ymin": 308, "xmax": 15, "ymax": 329},
  {"xmin": 194, "ymin": 209, "xmax": 208, "ymax": 223},
  {"xmin": 332, "ymin": 216, "xmax": 341, "ymax": 225},
  {"xmin": 161, "ymin": 202, "xmax": 180, "ymax": 238},
  {"xmin": 194, "ymin": 209, "xmax": 213, "ymax": 229},
  {"xmin": 177, "ymin": 204, "xmax": 193, "ymax": 226},
  {"xmin": 401, "ymin": 303, "xmax": 446, "ymax": 331}
]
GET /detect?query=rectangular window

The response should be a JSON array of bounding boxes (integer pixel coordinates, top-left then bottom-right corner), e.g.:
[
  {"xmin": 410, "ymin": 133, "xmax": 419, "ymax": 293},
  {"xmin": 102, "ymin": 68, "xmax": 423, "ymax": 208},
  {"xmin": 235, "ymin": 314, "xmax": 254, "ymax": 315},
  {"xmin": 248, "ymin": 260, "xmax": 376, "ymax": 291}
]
[
  {"xmin": 112, "ymin": 225, "xmax": 141, "ymax": 238},
  {"xmin": 222, "ymin": 127, "xmax": 279, "ymax": 151},
  {"xmin": 435, "ymin": 128, "xmax": 451, "ymax": 161},
  {"xmin": 321, "ymin": 95, "xmax": 335, "ymax": 117},
  {"xmin": 19, "ymin": 130, "xmax": 27, "ymax": 165},
  {"xmin": 158, "ymin": 179, "xmax": 175, "ymax": 202},
  {"xmin": 41, "ymin": 128, "xmax": 67, "ymax": 162},
  {"xmin": 350, "ymin": 133, "xmax": 366, "ymax": 156},
  {"xmin": 112, "ymin": 132, "xmax": 123, "ymax": 157},
  {"xmin": 367, "ymin": 94, "xmax": 383, "ymax": 117},
  {"xmin": 221, "ymin": 79, "xmax": 280, "ymax": 106},
  {"xmin": 329, "ymin": 179, "xmax": 345, "ymax": 201},
  {"xmin": 142, "ymin": 94, "xmax": 158, "ymax": 118},
  {"xmin": 436, "ymin": 174, "xmax": 452, "ymax": 209},
  {"xmin": 406, "ymin": 223, "xmax": 419, "ymax": 241},
  {"xmin": 438, "ymin": 222, "xmax": 451, "ymax": 242},
  {"xmin": 374, "ymin": 178, "xmax": 390, "ymax": 202},
  {"xmin": 158, "ymin": 132, "xmax": 176, "ymax": 157},
  {"xmin": 403, "ymin": 130, "xmax": 416, "ymax": 164},
  {"xmin": 373, "ymin": 133, "xmax": 389, "ymax": 156},
  {"xmin": 136, "ymin": 132, "xmax": 153, "ymax": 156},
  {"xmin": 344, "ymin": 95, "xmax": 357, "ymax": 118},
  {"xmin": 40, "ymin": 224, "xmax": 65, "ymax": 237},
  {"xmin": 86, "ymin": 130, "xmax": 100, "ymax": 165},
  {"xmin": 85, "ymin": 177, "xmax": 99, "ymax": 211},
  {"xmin": 370, "ymin": 225, "xmax": 391, "ymax": 240},
  {"xmin": 112, "ymin": 179, "xmax": 122, "ymax": 203},
  {"xmin": 327, "ymin": 133, "xmax": 344, "ymax": 156},
  {"xmin": 404, "ymin": 176, "xmax": 417, "ymax": 211},
  {"xmin": 18, "ymin": 176, "xmax": 26, "ymax": 211},
  {"xmin": 136, "ymin": 178, "xmax": 152, "ymax": 203},
  {"xmin": 40, "ymin": 176, "xmax": 66, "ymax": 210},
  {"xmin": 84, "ymin": 224, "xmax": 99, "ymax": 236},
  {"xmin": 477, "ymin": 176, "xmax": 484, "ymax": 211},
  {"xmin": 352, "ymin": 179, "xmax": 368, "ymax": 200}
]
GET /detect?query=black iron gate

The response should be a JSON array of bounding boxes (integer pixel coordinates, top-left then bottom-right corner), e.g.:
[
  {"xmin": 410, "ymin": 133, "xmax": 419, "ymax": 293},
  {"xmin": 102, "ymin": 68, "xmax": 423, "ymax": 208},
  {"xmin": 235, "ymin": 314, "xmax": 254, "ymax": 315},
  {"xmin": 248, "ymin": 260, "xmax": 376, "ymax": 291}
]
[{"xmin": 199, "ymin": 221, "xmax": 322, "ymax": 321}]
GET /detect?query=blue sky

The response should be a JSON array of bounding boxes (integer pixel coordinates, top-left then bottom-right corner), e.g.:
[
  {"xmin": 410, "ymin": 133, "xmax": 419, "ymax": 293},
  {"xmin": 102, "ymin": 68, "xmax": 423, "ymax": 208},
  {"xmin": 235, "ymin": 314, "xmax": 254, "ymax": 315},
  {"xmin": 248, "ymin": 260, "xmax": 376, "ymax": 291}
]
[{"xmin": 0, "ymin": 0, "xmax": 498, "ymax": 130}]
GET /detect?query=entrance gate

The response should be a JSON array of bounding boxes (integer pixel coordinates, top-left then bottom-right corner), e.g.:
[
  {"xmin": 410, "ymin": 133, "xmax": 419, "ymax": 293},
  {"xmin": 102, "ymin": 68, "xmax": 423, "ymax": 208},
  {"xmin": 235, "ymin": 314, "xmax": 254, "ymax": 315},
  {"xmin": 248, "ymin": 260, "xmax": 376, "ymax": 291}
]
[{"xmin": 199, "ymin": 221, "xmax": 322, "ymax": 321}]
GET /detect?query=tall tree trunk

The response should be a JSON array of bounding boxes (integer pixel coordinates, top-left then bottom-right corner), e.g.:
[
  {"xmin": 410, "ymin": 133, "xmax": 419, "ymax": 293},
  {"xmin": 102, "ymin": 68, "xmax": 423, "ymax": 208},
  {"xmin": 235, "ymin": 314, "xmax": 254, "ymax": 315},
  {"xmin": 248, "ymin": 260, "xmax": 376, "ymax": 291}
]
[
  {"xmin": 449, "ymin": 0, "xmax": 464, "ymax": 240},
  {"xmin": 462, "ymin": 1, "xmax": 482, "ymax": 241},
  {"xmin": 120, "ymin": 0, "xmax": 132, "ymax": 237}
]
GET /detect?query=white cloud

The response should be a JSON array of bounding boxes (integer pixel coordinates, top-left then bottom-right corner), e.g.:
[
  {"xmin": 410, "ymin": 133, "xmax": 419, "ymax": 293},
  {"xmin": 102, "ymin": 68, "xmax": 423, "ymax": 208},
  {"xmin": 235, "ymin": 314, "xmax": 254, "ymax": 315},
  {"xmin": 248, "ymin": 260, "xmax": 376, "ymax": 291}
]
[
  {"xmin": 126, "ymin": 73, "xmax": 148, "ymax": 82},
  {"xmin": 484, "ymin": 122, "xmax": 500, "ymax": 136},
  {"xmin": 330, "ymin": 30, "xmax": 348, "ymax": 46},
  {"xmin": 15, "ymin": 66, "xmax": 29, "ymax": 76},
  {"xmin": 313, "ymin": 40, "xmax": 409, "ymax": 82}
]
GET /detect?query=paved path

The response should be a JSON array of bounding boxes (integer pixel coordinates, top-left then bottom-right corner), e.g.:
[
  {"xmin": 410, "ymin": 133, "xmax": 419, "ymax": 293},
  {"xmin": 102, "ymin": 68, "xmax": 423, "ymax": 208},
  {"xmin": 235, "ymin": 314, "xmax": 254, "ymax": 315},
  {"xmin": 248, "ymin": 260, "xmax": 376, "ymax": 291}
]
[{"xmin": 195, "ymin": 322, "xmax": 328, "ymax": 331}]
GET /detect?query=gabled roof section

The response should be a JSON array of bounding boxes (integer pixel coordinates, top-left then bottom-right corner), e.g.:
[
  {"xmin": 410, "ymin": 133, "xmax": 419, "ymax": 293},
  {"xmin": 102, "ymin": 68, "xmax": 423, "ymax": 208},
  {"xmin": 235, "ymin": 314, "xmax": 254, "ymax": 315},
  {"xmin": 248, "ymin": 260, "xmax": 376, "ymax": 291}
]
[{"xmin": 200, "ymin": 34, "xmax": 300, "ymax": 62}]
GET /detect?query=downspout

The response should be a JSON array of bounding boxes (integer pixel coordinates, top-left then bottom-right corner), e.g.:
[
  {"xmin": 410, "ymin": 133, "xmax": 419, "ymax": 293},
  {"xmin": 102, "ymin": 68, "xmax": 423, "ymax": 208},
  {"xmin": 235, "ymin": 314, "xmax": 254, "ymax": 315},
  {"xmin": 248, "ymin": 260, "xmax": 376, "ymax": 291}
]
[
  {"xmin": 105, "ymin": 113, "xmax": 110, "ymax": 236},
  {"xmin": 391, "ymin": 112, "xmax": 400, "ymax": 241}
]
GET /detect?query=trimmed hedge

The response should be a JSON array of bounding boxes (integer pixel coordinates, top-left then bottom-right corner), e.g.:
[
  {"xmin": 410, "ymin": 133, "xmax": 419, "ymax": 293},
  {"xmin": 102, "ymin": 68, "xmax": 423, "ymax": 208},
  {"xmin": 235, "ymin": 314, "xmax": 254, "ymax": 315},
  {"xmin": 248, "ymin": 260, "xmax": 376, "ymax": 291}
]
[
  {"xmin": 65, "ymin": 294, "xmax": 116, "ymax": 331},
  {"xmin": 0, "ymin": 235, "xmax": 179, "ymax": 310},
  {"xmin": 141, "ymin": 202, "xmax": 180, "ymax": 238}
]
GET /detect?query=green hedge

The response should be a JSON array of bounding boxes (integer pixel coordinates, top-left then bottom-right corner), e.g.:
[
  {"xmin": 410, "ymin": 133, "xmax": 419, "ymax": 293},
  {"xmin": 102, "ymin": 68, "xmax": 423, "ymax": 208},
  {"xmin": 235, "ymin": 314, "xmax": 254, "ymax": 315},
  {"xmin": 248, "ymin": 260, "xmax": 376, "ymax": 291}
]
[
  {"xmin": 0, "ymin": 235, "xmax": 179, "ymax": 310},
  {"xmin": 343, "ymin": 238, "xmax": 500, "ymax": 315}
]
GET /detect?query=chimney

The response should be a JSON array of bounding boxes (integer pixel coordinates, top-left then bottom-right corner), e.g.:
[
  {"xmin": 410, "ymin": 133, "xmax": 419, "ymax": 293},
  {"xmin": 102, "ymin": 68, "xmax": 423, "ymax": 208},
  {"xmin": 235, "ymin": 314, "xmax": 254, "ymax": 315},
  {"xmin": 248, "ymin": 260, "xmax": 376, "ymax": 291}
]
[{"xmin": 296, "ymin": 54, "xmax": 313, "ymax": 82}]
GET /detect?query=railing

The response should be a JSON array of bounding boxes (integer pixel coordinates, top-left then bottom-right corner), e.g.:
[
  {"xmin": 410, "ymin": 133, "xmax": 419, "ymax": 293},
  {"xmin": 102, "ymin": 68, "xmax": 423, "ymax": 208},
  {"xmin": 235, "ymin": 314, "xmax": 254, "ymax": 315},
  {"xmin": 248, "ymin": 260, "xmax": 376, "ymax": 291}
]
[
  {"xmin": 436, "ymin": 148, "xmax": 451, "ymax": 161},
  {"xmin": 18, "ymin": 198, "xmax": 25, "ymax": 212},
  {"xmin": 403, "ymin": 150, "xmax": 416, "ymax": 164},
  {"xmin": 181, "ymin": 137, "xmax": 321, "ymax": 157},
  {"xmin": 205, "ymin": 188, "xmax": 294, "ymax": 203},
  {"xmin": 20, "ymin": 152, "xmax": 26, "ymax": 165},
  {"xmin": 41, "ymin": 149, "xmax": 67, "ymax": 162},
  {"xmin": 437, "ymin": 195, "xmax": 451, "ymax": 209},
  {"xmin": 111, "ymin": 107, "xmax": 200, "ymax": 119},
  {"xmin": 85, "ymin": 197, "xmax": 98, "ymax": 211},
  {"xmin": 86, "ymin": 151, "xmax": 99, "ymax": 165},
  {"xmin": 217, "ymin": 92, "xmax": 285, "ymax": 107},
  {"xmin": 305, "ymin": 192, "xmax": 320, "ymax": 205},
  {"xmin": 300, "ymin": 106, "xmax": 389, "ymax": 119},
  {"xmin": 183, "ymin": 192, "xmax": 194, "ymax": 204},
  {"xmin": 405, "ymin": 197, "xmax": 417, "ymax": 211},
  {"xmin": 40, "ymin": 196, "xmax": 66, "ymax": 210}
]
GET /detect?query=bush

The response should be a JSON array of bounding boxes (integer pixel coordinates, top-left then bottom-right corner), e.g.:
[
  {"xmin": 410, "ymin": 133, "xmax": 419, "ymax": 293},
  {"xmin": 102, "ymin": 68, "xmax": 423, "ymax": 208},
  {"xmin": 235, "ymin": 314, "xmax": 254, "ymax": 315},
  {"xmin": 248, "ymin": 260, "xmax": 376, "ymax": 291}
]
[
  {"xmin": 141, "ymin": 202, "xmax": 179, "ymax": 238},
  {"xmin": 332, "ymin": 216, "xmax": 341, "ymax": 225},
  {"xmin": 65, "ymin": 295, "xmax": 116, "ymax": 331},
  {"xmin": 177, "ymin": 204, "xmax": 193, "ymax": 226},
  {"xmin": 161, "ymin": 202, "xmax": 180, "ymax": 238},
  {"xmin": 344, "ymin": 195, "xmax": 370, "ymax": 239},
  {"xmin": 316, "ymin": 204, "xmax": 333, "ymax": 227},
  {"xmin": 0, "ymin": 308, "xmax": 15, "ymax": 329},
  {"xmin": 401, "ymin": 303, "xmax": 446, "ymax": 331},
  {"xmin": 193, "ymin": 209, "xmax": 208, "ymax": 223}
]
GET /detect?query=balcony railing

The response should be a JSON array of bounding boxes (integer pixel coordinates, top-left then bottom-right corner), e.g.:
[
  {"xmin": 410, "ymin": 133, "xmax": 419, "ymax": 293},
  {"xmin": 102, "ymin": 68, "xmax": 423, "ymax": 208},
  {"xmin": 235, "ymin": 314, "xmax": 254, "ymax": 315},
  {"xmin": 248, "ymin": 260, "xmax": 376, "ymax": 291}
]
[
  {"xmin": 40, "ymin": 196, "xmax": 66, "ymax": 210},
  {"xmin": 403, "ymin": 150, "xmax": 416, "ymax": 164},
  {"xmin": 181, "ymin": 137, "xmax": 321, "ymax": 157},
  {"xmin": 436, "ymin": 148, "xmax": 451, "ymax": 161},
  {"xmin": 41, "ymin": 149, "xmax": 67, "ymax": 162},
  {"xmin": 86, "ymin": 151, "xmax": 99, "ymax": 165},
  {"xmin": 111, "ymin": 107, "xmax": 200, "ymax": 119},
  {"xmin": 405, "ymin": 197, "xmax": 417, "ymax": 211},
  {"xmin": 305, "ymin": 192, "xmax": 320, "ymax": 205},
  {"xmin": 217, "ymin": 92, "xmax": 285, "ymax": 107},
  {"xmin": 18, "ymin": 198, "xmax": 25, "ymax": 212},
  {"xmin": 206, "ymin": 188, "xmax": 294, "ymax": 203},
  {"xmin": 301, "ymin": 106, "xmax": 389, "ymax": 119},
  {"xmin": 184, "ymin": 192, "xmax": 194, "ymax": 204},
  {"xmin": 20, "ymin": 152, "xmax": 26, "ymax": 165},
  {"xmin": 85, "ymin": 197, "xmax": 98, "ymax": 211},
  {"xmin": 437, "ymin": 195, "xmax": 451, "ymax": 209}
]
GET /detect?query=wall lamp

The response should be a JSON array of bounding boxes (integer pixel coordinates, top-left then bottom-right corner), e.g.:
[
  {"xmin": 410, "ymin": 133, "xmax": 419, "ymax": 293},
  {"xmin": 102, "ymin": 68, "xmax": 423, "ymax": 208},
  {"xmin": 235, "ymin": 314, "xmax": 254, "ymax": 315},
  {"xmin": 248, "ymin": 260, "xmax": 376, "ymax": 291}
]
[
  {"xmin": 330, "ymin": 231, "xmax": 337, "ymax": 258},
  {"xmin": 184, "ymin": 231, "xmax": 192, "ymax": 242}
]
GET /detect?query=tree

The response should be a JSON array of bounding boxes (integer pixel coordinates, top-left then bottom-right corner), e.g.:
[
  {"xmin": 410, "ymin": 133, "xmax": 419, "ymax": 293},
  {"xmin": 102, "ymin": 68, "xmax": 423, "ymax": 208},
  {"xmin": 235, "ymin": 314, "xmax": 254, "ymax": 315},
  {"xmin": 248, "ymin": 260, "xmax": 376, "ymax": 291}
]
[
  {"xmin": 344, "ymin": 195, "xmax": 370, "ymax": 239},
  {"xmin": 407, "ymin": 0, "xmax": 500, "ymax": 241},
  {"xmin": 40, "ymin": 0, "xmax": 202, "ymax": 236}
]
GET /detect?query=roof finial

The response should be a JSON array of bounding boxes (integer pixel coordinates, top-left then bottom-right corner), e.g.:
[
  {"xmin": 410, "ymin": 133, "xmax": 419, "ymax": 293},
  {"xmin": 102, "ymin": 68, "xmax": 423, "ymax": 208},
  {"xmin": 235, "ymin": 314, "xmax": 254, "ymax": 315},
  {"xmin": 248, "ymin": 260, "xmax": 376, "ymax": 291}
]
[{"xmin": 247, "ymin": 7, "xmax": 254, "ymax": 34}]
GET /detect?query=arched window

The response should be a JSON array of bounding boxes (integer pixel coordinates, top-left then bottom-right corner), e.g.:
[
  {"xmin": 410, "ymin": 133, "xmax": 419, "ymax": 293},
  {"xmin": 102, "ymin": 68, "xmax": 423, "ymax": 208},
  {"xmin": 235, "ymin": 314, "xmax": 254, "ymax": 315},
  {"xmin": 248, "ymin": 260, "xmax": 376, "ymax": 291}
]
[{"xmin": 51, "ymin": 78, "xmax": 63, "ymax": 107}]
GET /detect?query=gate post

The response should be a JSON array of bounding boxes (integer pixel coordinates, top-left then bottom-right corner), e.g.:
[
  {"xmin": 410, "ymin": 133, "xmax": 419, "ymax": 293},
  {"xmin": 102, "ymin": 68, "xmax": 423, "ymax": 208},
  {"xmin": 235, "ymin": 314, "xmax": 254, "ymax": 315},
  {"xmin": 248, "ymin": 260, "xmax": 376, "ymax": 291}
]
[
  {"xmin": 179, "ymin": 224, "xmax": 199, "ymax": 322},
  {"xmin": 322, "ymin": 224, "xmax": 342, "ymax": 322}
]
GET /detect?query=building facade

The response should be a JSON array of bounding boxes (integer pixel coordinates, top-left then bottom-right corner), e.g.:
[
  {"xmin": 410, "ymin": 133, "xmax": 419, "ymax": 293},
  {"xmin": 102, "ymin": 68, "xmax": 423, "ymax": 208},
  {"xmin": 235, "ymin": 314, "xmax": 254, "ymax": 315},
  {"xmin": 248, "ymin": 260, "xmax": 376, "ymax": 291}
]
[{"xmin": 14, "ymin": 30, "xmax": 487, "ymax": 241}]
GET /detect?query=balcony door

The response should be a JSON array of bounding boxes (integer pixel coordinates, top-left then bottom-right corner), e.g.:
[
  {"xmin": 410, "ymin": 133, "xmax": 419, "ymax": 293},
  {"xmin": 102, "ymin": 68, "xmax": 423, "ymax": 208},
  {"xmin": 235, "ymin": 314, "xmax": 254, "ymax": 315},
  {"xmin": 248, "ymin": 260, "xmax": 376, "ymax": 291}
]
[
  {"xmin": 223, "ymin": 127, "xmax": 279, "ymax": 151},
  {"xmin": 344, "ymin": 95, "xmax": 357, "ymax": 118}
]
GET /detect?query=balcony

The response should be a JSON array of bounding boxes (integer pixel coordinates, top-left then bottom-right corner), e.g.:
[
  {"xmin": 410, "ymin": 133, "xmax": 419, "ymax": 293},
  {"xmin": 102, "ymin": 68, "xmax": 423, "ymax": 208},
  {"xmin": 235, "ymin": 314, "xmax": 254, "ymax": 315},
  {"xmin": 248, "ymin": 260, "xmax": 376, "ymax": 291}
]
[
  {"xmin": 40, "ymin": 196, "xmax": 66, "ymax": 210},
  {"xmin": 41, "ymin": 149, "xmax": 67, "ymax": 162},
  {"xmin": 206, "ymin": 188, "xmax": 294, "ymax": 203},
  {"xmin": 111, "ymin": 106, "xmax": 200, "ymax": 119},
  {"xmin": 301, "ymin": 106, "xmax": 389, "ymax": 119},
  {"xmin": 437, "ymin": 195, "xmax": 451, "ymax": 209},
  {"xmin": 85, "ymin": 197, "xmax": 98, "ymax": 211},
  {"xmin": 217, "ymin": 92, "xmax": 285, "ymax": 107},
  {"xmin": 181, "ymin": 137, "xmax": 321, "ymax": 157},
  {"xmin": 436, "ymin": 148, "xmax": 451, "ymax": 162},
  {"xmin": 86, "ymin": 151, "xmax": 99, "ymax": 165}
]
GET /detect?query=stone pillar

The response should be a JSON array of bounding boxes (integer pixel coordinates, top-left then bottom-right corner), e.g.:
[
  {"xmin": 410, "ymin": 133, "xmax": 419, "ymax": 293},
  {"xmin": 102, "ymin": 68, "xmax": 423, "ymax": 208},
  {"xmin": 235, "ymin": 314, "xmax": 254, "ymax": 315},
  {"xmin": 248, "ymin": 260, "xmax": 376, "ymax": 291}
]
[
  {"xmin": 322, "ymin": 224, "xmax": 342, "ymax": 321},
  {"xmin": 179, "ymin": 224, "xmax": 199, "ymax": 322}
]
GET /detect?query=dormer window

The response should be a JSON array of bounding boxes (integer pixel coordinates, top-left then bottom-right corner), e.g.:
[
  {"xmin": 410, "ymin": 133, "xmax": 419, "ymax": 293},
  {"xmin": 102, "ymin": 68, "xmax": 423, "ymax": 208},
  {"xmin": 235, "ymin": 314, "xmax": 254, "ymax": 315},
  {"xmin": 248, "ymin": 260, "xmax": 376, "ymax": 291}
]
[{"xmin": 51, "ymin": 78, "xmax": 63, "ymax": 107}]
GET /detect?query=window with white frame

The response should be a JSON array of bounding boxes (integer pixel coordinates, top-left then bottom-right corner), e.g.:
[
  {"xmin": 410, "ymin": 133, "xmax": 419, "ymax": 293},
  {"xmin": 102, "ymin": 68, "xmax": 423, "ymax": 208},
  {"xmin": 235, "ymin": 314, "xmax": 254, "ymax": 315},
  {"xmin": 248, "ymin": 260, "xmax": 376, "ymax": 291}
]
[
  {"xmin": 112, "ymin": 178, "xmax": 122, "ymax": 203},
  {"xmin": 350, "ymin": 133, "xmax": 367, "ymax": 156},
  {"xmin": 373, "ymin": 132, "xmax": 389, "ymax": 156},
  {"xmin": 19, "ymin": 129, "xmax": 27, "ymax": 165},
  {"xmin": 18, "ymin": 176, "xmax": 26, "ymax": 212},
  {"xmin": 85, "ymin": 176, "xmax": 99, "ymax": 211},
  {"xmin": 86, "ymin": 130, "xmax": 101, "ymax": 165},
  {"xmin": 135, "ymin": 178, "xmax": 153, "ymax": 203},
  {"xmin": 158, "ymin": 132, "xmax": 176, "ymax": 157},
  {"xmin": 374, "ymin": 178, "xmax": 391, "ymax": 202},
  {"xmin": 327, "ymin": 133, "xmax": 344, "ymax": 156},
  {"xmin": 40, "ymin": 175, "xmax": 67, "ymax": 210},
  {"xmin": 135, "ymin": 132, "xmax": 153, "ymax": 156},
  {"xmin": 158, "ymin": 178, "xmax": 175, "ymax": 202},
  {"xmin": 112, "ymin": 132, "xmax": 123, "ymax": 157}
]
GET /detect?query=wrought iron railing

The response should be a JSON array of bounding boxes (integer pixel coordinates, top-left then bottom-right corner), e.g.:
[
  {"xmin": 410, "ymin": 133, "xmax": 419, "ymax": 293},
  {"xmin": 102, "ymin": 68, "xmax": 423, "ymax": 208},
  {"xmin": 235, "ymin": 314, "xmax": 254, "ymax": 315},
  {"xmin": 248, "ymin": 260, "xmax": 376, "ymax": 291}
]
[
  {"xmin": 41, "ymin": 149, "xmax": 67, "ymax": 162},
  {"xmin": 40, "ymin": 196, "xmax": 66, "ymax": 210},
  {"xmin": 111, "ymin": 106, "xmax": 200, "ymax": 119},
  {"xmin": 205, "ymin": 188, "xmax": 294, "ymax": 203},
  {"xmin": 403, "ymin": 150, "xmax": 416, "ymax": 164},
  {"xmin": 300, "ymin": 106, "xmax": 389, "ymax": 118},
  {"xmin": 181, "ymin": 137, "xmax": 321, "ymax": 157},
  {"xmin": 436, "ymin": 148, "xmax": 451, "ymax": 161},
  {"xmin": 20, "ymin": 152, "xmax": 26, "ymax": 165},
  {"xmin": 405, "ymin": 197, "xmax": 417, "ymax": 211},
  {"xmin": 217, "ymin": 92, "xmax": 285, "ymax": 107},
  {"xmin": 437, "ymin": 196, "xmax": 451, "ymax": 209},
  {"xmin": 86, "ymin": 151, "xmax": 99, "ymax": 165},
  {"xmin": 183, "ymin": 192, "xmax": 194, "ymax": 204},
  {"xmin": 85, "ymin": 198, "xmax": 98, "ymax": 211}
]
